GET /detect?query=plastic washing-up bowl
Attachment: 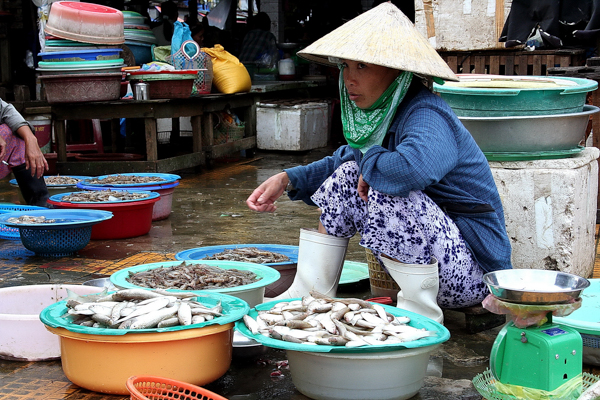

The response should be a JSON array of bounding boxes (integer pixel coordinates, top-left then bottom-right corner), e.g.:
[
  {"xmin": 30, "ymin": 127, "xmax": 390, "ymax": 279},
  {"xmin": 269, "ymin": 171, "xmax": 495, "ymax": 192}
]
[
  {"xmin": 39, "ymin": 73, "xmax": 122, "ymax": 104},
  {"xmin": 10, "ymin": 175, "xmax": 91, "ymax": 205},
  {"xmin": 0, "ymin": 284, "xmax": 106, "ymax": 361},
  {"xmin": 0, "ymin": 209, "xmax": 113, "ymax": 256},
  {"xmin": 236, "ymin": 299, "xmax": 450, "ymax": 400},
  {"xmin": 175, "ymin": 244, "xmax": 299, "ymax": 298},
  {"xmin": 77, "ymin": 179, "xmax": 179, "ymax": 221},
  {"xmin": 433, "ymin": 74, "xmax": 598, "ymax": 117},
  {"xmin": 40, "ymin": 291, "xmax": 248, "ymax": 395},
  {"xmin": 47, "ymin": 191, "xmax": 159, "ymax": 240},
  {"xmin": 110, "ymin": 260, "xmax": 280, "ymax": 307},
  {"xmin": 45, "ymin": 1, "xmax": 125, "ymax": 45}
]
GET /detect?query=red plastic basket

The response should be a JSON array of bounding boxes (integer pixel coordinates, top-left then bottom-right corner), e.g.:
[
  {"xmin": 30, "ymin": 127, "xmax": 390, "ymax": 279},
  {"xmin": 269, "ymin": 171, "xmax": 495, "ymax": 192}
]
[
  {"xmin": 126, "ymin": 375, "xmax": 228, "ymax": 400},
  {"xmin": 47, "ymin": 197, "xmax": 159, "ymax": 239}
]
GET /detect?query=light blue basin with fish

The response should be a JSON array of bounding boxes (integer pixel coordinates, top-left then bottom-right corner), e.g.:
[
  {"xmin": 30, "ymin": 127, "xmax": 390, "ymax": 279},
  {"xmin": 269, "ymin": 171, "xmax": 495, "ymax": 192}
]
[{"xmin": 110, "ymin": 260, "xmax": 280, "ymax": 308}]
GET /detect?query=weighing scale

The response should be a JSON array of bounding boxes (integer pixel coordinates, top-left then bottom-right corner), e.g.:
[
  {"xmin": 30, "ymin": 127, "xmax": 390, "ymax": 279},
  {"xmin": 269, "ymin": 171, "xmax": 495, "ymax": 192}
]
[{"xmin": 473, "ymin": 269, "xmax": 599, "ymax": 399}]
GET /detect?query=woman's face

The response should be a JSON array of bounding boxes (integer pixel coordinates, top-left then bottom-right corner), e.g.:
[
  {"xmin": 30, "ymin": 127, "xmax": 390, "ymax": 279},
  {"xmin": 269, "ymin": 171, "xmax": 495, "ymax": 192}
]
[{"xmin": 341, "ymin": 60, "xmax": 401, "ymax": 109}]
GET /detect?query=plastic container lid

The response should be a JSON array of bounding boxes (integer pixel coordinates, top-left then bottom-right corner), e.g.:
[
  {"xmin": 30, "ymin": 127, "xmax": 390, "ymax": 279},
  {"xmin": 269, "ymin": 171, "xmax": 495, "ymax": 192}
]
[
  {"xmin": 235, "ymin": 299, "xmax": 450, "ymax": 353},
  {"xmin": 40, "ymin": 290, "xmax": 249, "ymax": 335},
  {"xmin": 38, "ymin": 49, "xmax": 122, "ymax": 61},
  {"xmin": 110, "ymin": 260, "xmax": 281, "ymax": 296},
  {"xmin": 128, "ymin": 70, "xmax": 200, "ymax": 81},
  {"xmin": 49, "ymin": 190, "xmax": 160, "ymax": 204},
  {"xmin": 340, "ymin": 261, "xmax": 369, "ymax": 284},
  {"xmin": 38, "ymin": 59, "xmax": 125, "ymax": 69},
  {"xmin": 484, "ymin": 146, "xmax": 585, "ymax": 162},
  {"xmin": 175, "ymin": 244, "xmax": 299, "ymax": 266},
  {"xmin": 554, "ymin": 279, "xmax": 600, "ymax": 335}
]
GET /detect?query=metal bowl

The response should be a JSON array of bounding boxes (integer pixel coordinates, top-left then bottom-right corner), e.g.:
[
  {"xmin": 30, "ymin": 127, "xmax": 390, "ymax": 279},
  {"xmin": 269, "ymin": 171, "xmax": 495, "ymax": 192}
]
[
  {"xmin": 483, "ymin": 269, "xmax": 590, "ymax": 304},
  {"xmin": 458, "ymin": 105, "xmax": 599, "ymax": 153}
]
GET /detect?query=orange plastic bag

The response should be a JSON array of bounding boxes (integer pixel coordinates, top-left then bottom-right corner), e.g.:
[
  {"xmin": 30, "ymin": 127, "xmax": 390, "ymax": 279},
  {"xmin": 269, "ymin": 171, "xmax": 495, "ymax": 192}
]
[{"xmin": 201, "ymin": 45, "xmax": 251, "ymax": 94}]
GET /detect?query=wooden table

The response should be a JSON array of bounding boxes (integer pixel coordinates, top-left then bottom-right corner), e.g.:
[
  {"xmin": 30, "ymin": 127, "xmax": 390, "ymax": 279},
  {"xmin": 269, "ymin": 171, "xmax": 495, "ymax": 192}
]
[{"xmin": 24, "ymin": 80, "xmax": 327, "ymax": 175}]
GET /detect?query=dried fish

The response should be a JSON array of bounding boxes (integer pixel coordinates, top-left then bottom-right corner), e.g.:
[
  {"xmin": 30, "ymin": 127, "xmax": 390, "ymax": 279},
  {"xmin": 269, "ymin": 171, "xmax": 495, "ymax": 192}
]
[
  {"xmin": 61, "ymin": 190, "xmax": 150, "ymax": 203},
  {"xmin": 126, "ymin": 261, "xmax": 258, "ymax": 290},
  {"xmin": 63, "ymin": 289, "xmax": 222, "ymax": 330},
  {"xmin": 44, "ymin": 176, "xmax": 81, "ymax": 185},
  {"xmin": 88, "ymin": 174, "xmax": 166, "ymax": 185},
  {"xmin": 6, "ymin": 215, "xmax": 56, "ymax": 224},
  {"xmin": 243, "ymin": 290, "xmax": 436, "ymax": 348},
  {"xmin": 202, "ymin": 247, "xmax": 290, "ymax": 264}
]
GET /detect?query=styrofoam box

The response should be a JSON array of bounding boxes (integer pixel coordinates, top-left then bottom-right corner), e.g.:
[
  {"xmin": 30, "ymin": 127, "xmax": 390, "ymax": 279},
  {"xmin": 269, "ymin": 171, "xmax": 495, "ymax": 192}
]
[{"xmin": 256, "ymin": 99, "xmax": 330, "ymax": 151}]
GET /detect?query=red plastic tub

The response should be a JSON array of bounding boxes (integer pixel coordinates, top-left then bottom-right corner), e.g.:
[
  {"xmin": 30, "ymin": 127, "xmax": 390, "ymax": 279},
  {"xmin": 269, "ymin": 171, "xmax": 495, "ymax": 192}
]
[
  {"xmin": 47, "ymin": 196, "xmax": 159, "ymax": 239},
  {"xmin": 76, "ymin": 181, "xmax": 179, "ymax": 221}
]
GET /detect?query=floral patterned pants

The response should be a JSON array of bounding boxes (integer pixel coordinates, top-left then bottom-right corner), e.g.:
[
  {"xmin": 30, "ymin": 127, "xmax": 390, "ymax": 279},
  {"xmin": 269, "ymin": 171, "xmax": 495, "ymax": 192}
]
[
  {"xmin": 0, "ymin": 124, "xmax": 26, "ymax": 180},
  {"xmin": 310, "ymin": 161, "xmax": 489, "ymax": 308}
]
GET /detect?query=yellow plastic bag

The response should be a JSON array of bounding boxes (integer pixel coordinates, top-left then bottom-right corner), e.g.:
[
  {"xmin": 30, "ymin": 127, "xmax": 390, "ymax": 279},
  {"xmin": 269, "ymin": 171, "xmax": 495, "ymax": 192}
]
[{"xmin": 201, "ymin": 45, "xmax": 251, "ymax": 94}]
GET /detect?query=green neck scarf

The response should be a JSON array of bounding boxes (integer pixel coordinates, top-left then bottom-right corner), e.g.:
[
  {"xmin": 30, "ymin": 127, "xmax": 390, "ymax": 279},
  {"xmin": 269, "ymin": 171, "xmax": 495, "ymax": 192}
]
[{"xmin": 339, "ymin": 66, "xmax": 413, "ymax": 153}]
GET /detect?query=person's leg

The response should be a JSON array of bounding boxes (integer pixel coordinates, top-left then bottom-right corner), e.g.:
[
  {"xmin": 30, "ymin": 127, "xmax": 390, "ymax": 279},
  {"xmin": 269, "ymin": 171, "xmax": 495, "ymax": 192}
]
[
  {"xmin": 362, "ymin": 190, "xmax": 488, "ymax": 309},
  {"xmin": 270, "ymin": 162, "xmax": 362, "ymax": 300},
  {"xmin": 312, "ymin": 161, "xmax": 488, "ymax": 310},
  {"xmin": 0, "ymin": 124, "xmax": 49, "ymax": 206}
]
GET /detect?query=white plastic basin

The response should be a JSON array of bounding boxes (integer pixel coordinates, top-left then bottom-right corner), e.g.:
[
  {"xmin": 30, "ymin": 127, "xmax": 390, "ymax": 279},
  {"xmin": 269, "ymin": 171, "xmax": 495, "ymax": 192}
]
[
  {"xmin": 0, "ymin": 284, "xmax": 105, "ymax": 361},
  {"xmin": 287, "ymin": 344, "xmax": 441, "ymax": 400}
]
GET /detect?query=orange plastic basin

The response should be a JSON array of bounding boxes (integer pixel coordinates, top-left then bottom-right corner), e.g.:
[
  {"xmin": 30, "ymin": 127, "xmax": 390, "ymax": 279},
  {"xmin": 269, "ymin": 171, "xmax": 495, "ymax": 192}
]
[{"xmin": 45, "ymin": 323, "xmax": 234, "ymax": 395}]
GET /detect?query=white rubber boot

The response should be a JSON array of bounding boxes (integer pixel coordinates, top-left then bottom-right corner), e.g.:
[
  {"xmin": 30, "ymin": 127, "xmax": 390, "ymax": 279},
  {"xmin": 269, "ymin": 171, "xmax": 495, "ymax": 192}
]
[
  {"xmin": 271, "ymin": 228, "xmax": 349, "ymax": 300},
  {"xmin": 380, "ymin": 256, "xmax": 444, "ymax": 324}
]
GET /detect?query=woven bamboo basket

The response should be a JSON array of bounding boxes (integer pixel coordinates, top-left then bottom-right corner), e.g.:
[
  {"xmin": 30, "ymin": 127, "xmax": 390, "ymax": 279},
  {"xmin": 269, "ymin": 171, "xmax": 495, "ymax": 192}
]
[{"xmin": 366, "ymin": 248, "xmax": 400, "ymax": 301}]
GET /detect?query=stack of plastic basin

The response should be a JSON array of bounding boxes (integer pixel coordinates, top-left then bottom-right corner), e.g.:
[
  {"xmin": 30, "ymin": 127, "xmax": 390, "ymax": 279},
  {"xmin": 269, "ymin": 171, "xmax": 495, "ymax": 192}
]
[
  {"xmin": 122, "ymin": 11, "xmax": 156, "ymax": 65},
  {"xmin": 40, "ymin": 2, "xmax": 126, "ymax": 103},
  {"xmin": 76, "ymin": 173, "xmax": 180, "ymax": 221}
]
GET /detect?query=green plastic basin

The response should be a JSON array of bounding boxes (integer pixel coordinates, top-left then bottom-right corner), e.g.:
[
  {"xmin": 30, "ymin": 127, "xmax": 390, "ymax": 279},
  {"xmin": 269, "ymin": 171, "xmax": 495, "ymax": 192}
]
[{"xmin": 433, "ymin": 75, "xmax": 598, "ymax": 117}]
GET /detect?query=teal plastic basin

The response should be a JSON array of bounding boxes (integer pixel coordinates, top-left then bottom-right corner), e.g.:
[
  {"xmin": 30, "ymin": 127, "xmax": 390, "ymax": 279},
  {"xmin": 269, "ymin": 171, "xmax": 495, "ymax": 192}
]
[{"xmin": 433, "ymin": 75, "xmax": 598, "ymax": 117}]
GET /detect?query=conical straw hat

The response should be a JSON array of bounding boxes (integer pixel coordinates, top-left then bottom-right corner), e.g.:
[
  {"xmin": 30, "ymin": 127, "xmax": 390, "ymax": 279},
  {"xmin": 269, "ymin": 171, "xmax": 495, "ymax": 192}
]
[{"xmin": 297, "ymin": 2, "xmax": 458, "ymax": 82}]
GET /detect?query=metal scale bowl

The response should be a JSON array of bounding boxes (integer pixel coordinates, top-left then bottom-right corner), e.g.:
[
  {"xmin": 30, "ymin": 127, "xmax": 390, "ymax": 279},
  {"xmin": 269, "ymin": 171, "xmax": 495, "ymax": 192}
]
[{"xmin": 475, "ymin": 269, "xmax": 594, "ymax": 399}]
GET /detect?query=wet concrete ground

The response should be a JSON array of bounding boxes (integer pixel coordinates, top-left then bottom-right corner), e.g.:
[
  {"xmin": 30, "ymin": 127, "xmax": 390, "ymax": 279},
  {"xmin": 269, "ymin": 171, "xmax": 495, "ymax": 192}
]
[{"xmin": 0, "ymin": 146, "xmax": 596, "ymax": 399}]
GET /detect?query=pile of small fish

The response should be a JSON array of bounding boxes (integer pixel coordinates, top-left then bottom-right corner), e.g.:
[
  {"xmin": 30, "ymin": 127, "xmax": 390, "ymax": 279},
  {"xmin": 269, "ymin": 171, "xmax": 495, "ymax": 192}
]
[
  {"xmin": 61, "ymin": 190, "xmax": 150, "ymax": 202},
  {"xmin": 126, "ymin": 261, "xmax": 258, "ymax": 290},
  {"xmin": 45, "ymin": 176, "xmax": 81, "ymax": 185},
  {"xmin": 7, "ymin": 215, "xmax": 56, "ymax": 224},
  {"xmin": 63, "ymin": 288, "xmax": 224, "ymax": 329},
  {"xmin": 243, "ymin": 291, "xmax": 436, "ymax": 348},
  {"xmin": 203, "ymin": 247, "xmax": 290, "ymax": 264},
  {"xmin": 88, "ymin": 175, "xmax": 166, "ymax": 185}
]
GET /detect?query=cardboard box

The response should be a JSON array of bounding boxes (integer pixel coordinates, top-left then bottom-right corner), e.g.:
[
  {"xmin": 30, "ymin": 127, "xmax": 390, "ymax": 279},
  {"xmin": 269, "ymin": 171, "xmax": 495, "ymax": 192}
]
[{"xmin": 414, "ymin": 0, "xmax": 513, "ymax": 51}]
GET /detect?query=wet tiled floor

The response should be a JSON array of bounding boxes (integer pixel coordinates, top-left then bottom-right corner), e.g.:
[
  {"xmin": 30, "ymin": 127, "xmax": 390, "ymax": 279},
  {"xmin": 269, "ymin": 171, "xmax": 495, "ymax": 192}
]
[{"xmin": 0, "ymin": 147, "xmax": 599, "ymax": 399}]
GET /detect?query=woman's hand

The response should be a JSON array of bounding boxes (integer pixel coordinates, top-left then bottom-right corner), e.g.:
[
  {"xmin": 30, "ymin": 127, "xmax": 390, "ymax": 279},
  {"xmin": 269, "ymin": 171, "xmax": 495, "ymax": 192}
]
[
  {"xmin": 16, "ymin": 126, "xmax": 48, "ymax": 178},
  {"xmin": 357, "ymin": 174, "xmax": 369, "ymax": 202},
  {"xmin": 246, "ymin": 171, "xmax": 289, "ymax": 212}
]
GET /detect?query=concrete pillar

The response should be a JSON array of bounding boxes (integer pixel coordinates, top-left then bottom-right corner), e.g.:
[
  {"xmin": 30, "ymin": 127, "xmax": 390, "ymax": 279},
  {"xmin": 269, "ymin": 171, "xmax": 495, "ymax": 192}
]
[{"xmin": 490, "ymin": 147, "xmax": 599, "ymax": 278}]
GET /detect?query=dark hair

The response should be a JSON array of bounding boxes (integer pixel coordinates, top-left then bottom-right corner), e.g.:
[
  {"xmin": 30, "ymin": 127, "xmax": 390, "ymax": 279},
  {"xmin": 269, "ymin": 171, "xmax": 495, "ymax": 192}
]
[
  {"xmin": 191, "ymin": 24, "xmax": 204, "ymax": 36},
  {"xmin": 160, "ymin": 1, "xmax": 179, "ymax": 20},
  {"xmin": 253, "ymin": 12, "xmax": 271, "ymax": 31}
]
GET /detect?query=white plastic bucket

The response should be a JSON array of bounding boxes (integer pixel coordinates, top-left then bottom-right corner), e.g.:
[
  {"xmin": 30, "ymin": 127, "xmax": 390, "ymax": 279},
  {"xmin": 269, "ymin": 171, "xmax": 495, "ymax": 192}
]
[
  {"xmin": 287, "ymin": 344, "xmax": 441, "ymax": 400},
  {"xmin": 0, "ymin": 284, "xmax": 105, "ymax": 361}
]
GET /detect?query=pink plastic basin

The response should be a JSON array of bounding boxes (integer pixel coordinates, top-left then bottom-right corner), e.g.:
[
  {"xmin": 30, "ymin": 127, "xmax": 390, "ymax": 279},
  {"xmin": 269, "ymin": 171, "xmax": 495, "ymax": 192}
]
[{"xmin": 45, "ymin": 1, "xmax": 125, "ymax": 45}]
